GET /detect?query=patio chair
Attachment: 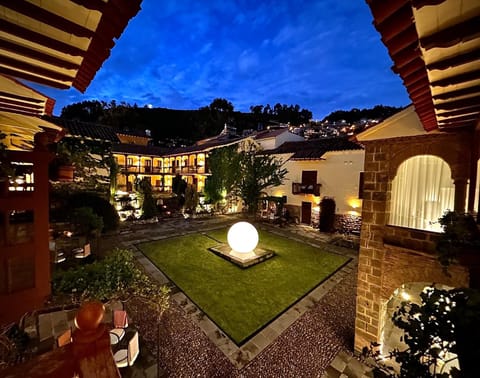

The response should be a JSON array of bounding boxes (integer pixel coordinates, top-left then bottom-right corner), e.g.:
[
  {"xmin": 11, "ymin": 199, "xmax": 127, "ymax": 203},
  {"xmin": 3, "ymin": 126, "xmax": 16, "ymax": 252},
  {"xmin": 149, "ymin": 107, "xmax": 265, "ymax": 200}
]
[
  {"xmin": 113, "ymin": 329, "xmax": 139, "ymax": 368},
  {"xmin": 73, "ymin": 243, "xmax": 91, "ymax": 259},
  {"xmin": 109, "ymin": 310, "xmax": 128, "ymax": 346}
]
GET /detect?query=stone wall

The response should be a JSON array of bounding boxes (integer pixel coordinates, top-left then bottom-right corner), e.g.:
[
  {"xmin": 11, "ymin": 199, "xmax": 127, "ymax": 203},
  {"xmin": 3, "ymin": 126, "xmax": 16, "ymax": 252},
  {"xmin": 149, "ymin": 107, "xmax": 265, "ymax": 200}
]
[
  {"xmin": 354, "ymin": 132, "xmax": 474, "ymax": 352},
  {"xmin": 334, "ymin": 214, "xmax": 362, "ymax": 235}
]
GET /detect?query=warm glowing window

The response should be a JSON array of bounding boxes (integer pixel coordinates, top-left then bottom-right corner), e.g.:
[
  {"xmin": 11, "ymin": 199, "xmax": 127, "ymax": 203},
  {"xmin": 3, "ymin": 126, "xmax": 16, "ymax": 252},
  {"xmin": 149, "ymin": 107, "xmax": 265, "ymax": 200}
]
[{"xmin": 389, "ymin": 155, "xmax": 454, "ymax": 232}]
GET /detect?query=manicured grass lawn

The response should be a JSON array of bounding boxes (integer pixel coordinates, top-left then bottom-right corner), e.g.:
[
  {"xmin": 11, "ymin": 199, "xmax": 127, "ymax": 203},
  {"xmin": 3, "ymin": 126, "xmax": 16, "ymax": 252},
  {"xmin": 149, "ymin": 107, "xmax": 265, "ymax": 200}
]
[{"xmin": 138, "ymin": 228, "xmax": 349, "ymax": 344}]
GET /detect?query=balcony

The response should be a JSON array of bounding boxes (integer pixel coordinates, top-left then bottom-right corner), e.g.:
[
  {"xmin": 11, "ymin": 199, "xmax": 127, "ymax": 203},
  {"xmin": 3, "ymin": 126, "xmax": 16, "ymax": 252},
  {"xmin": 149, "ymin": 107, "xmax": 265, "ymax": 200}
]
[
  {"xmin": 292, "ymin": 182, "xmax": 321, "ymax": 196},
  {"xmin": 173, "ymin": 166, "xmax": 206, "ymax": 174},
  {"xmin": 120, "ymin": 166, "xmax": 174, "ymax": 174}
]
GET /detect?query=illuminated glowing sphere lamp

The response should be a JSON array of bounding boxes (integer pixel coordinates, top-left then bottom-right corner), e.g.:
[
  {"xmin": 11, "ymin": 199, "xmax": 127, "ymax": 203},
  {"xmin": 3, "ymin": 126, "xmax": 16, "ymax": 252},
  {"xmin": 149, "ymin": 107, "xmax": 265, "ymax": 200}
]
[{"xmin": 227, "ymin": 221, "xmax": 259, "ymax": 258}]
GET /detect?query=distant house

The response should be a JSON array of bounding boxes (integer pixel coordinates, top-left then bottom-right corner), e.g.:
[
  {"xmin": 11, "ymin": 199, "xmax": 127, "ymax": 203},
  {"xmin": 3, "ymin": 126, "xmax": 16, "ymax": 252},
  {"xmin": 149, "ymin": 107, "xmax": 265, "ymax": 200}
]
[
  {"xmin": 254, "ymin": 128, "xmax": 304, "ymax": 150},
  {"xmin": 263, "ymin": 138, "xmax": 364, "ymax": 231}
]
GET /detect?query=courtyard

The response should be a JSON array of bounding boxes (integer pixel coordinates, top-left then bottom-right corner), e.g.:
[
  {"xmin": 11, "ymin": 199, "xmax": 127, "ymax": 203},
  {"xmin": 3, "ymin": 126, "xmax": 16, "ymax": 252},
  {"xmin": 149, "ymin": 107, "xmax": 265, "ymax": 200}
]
[{"xmin": 99, "ymin": 214, "xmax": 359, "ymax": 377}]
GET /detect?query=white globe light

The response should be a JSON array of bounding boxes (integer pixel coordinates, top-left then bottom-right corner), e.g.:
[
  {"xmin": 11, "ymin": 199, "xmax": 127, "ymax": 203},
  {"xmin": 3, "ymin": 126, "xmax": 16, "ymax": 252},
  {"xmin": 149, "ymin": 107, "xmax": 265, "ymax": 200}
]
[{"xmin": 227, "ymin": 221, "xmax": 259, "ymax": 253}]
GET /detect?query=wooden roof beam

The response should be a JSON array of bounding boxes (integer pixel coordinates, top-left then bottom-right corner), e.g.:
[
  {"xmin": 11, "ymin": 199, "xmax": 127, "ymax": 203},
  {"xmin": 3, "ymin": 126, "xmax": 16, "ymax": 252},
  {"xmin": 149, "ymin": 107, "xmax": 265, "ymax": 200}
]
[
  {"xmin": 1, "ymin": 0, "xmax": 94, "ymax": 39},
  {"xmin": 69, "ymin": 0, "xmax": 106, "ymax": 12},
  {"xmin": 433, "ymin": 85, "xmax": 480, "ymax": 101},
  {"xmin": 435, "ymin": 95, "xmax": 480, "ymax": 111},
  {"xmin": 0, "ymin": 103, "xmax": 43, "ymax": 116},
  {"xmin": 438, "ymin": 114, "xmax": 479, "ymax": 124},
  {"xmin": 437, "ymin": 120, "xmax": 476, "ymax": 129},
  {"xmin": 0, "ymin": 20, "xmax": 85, "ymax": 57},
  {"xmin": 427, "ymin": 49, "xmax": 480, "ymax": 71},
  {"xmin": 431, "ymin": 69, "xmax": 480, "ymax": 87},
  {"xmin": 437, "ymin": 106, "xmax": 480, "ymax": 118},
  {"xmin": 393, "ymin": 56, "xmax": 425, "ymax": 77},
  {"xmin": 376, "ymin": 4, "xmax": 414, "ymax": 42},
  {"xmin": 1, "ymin": 55, "xmax": 75, "ymax": 82},
  {"xmin": 0, "ymin": 98, "xmax": 44, "ymax": 110},
  {"xmin": 0, "ymin": 91, "xmax": 44, "ymax": 104},
  {"xmin": 412, "ymin": 0, "xmax": 447, "ymax": 9},
  {"xmin": 368, "ymin": 0, "xmax": 410, "ymax": 27},
  {"xmin": 386, "ymin": 24, "xmax": 418, "ymax": 56},
  {"xmin": 420, "ymin": 16, "xmax": 480, "ymax": 50},
  {"xmin": 390, "ymin": 42, "xmax": 421, "ymax": 69},
  {"xmin": 0, "ymin": 39, "xmax": 80, "ymax": 71},
  {"xmin": 0, "ymin": 66, "xmax": 70, "ymax": 89}
]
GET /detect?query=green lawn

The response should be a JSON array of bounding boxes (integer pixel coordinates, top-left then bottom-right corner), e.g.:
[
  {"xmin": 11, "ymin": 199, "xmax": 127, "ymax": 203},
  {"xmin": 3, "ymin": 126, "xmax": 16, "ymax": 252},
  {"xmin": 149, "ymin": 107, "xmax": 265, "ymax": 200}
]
[{"xmin": 138, "ymin": 228, "xmax": 349, "ymax": 344}]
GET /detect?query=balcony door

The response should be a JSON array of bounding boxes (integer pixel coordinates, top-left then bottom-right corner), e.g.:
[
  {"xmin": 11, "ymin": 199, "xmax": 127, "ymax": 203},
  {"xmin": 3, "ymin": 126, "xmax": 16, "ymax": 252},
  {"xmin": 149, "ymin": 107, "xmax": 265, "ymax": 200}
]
[{"xmin": 302, "ymin": 171, "xmax": 317, "ymax": 192}]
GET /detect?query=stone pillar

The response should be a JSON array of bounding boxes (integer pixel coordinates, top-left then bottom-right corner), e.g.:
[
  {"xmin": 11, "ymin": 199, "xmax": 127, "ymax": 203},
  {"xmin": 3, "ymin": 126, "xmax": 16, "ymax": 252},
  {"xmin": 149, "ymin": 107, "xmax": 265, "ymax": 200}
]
[
  {"xmin": 453, "ymin": 178, "xmax": 468, "ymax": 213},
  {"xmin": 354, "ymin": 142, "xmax": 388, "ymax": 352},
  {"xmin": 72, "ymin": 301, "xmax": 120, "ymax": 378}
]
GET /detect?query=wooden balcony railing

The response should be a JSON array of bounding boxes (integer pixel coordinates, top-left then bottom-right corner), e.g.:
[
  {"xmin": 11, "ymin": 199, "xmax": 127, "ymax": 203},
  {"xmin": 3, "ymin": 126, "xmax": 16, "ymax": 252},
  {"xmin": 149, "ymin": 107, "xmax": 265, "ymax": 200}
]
[
  {"xmin": 292, "ymin": 182, "xmax": 321, "ymax": 196},
  {"xmin": 121, "ymin": 165, "xmax": 206, "ymax": 175}
]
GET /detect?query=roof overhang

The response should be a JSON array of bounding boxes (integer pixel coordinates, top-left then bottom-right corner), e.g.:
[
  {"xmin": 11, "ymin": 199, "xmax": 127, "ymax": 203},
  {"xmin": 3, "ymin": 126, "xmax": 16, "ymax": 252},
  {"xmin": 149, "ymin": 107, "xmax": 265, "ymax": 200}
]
[
  {"xmin": 366, "ymin": 0, "xmax": 480, "ymax": 132},
  {"xmin": 0, "ymin": 0, "xmax": 142, "ymax": 151},
  {"xmin": 0, "ymin": 0, "xmax": 142, "ymax": 93},
  {"xmin": 0, "ymin": 74, "xmax": 55, "ymax": 116},
  {"xmin": 0, "ymin": 111, "xmax": 63, "ymax": 150}
]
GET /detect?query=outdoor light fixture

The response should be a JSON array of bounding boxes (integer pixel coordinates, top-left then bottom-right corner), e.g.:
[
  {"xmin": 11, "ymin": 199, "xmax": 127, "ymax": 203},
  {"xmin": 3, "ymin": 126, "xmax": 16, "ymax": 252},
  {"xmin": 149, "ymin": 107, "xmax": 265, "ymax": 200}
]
[
  {"xmin": 227, "ymin": 221, "xmax": 259, "ymax": 254},
  {"xmin": 209, "ymin": 221, "xmax": 274, "ymax": 267}
]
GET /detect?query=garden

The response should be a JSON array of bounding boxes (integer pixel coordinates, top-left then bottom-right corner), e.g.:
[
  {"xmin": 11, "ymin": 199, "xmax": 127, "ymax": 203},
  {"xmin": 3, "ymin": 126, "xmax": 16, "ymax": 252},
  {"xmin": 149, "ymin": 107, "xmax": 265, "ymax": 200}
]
[{"xmin": 138, "ymin": 227, "xmax": 350, "ymax": 344}]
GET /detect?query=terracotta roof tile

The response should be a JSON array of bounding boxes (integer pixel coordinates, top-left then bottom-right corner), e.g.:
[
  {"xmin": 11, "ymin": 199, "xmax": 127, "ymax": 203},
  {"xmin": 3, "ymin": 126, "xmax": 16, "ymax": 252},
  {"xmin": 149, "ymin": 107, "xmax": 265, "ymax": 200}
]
[{"xmin": 264, "ymin": 138, "xmax": 363, "ymax": 159}]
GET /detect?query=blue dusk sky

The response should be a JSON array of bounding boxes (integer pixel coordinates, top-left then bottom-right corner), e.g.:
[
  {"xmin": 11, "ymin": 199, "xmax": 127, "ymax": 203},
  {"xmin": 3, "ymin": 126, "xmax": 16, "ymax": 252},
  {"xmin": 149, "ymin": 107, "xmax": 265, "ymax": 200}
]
[{"xmin": 33, "ymin": 0, "xmax": 411, "ymax": 120}]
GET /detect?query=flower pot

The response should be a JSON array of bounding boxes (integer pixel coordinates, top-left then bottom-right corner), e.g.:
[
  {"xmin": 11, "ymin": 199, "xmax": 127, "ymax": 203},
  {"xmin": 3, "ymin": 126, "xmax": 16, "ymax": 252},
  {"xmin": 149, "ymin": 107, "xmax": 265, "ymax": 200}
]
[{"xmin": 58, "ymin": 165, "xmax": 74, "ymax": 182}]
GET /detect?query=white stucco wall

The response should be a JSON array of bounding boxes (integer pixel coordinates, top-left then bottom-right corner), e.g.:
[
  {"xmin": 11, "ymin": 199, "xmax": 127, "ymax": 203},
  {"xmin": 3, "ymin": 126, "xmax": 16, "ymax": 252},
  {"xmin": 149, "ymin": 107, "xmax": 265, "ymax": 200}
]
[
  {"xmin": 267, "ymin": 149, "xmax": 365, "ymax": 215},
  {"xmin": 257, "ymin": 130, "xmax": 304, "ymax": 150}
]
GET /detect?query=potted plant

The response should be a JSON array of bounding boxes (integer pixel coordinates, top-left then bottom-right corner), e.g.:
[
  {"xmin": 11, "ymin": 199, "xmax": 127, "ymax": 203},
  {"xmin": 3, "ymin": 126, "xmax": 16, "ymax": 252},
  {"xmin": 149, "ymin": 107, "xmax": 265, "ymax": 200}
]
[
  {"xmin": 436, "ymin": 211, "xmax": 480, "ymax": 270},
  {"xmin": 53, "ymin": 142, "xmax": 77, "ymax": 181}
]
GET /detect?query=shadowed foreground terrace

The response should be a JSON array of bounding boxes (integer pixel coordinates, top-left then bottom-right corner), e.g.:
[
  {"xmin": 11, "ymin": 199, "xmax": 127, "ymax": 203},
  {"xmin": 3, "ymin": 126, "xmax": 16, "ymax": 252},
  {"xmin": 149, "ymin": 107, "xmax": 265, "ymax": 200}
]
[
  {"xmin": 107, "ymin": 217, "xmax": 359, "ymax": 376},
  {"xmin": 137, "ymin": 228, "xmax": 350, "ymax": 344}
]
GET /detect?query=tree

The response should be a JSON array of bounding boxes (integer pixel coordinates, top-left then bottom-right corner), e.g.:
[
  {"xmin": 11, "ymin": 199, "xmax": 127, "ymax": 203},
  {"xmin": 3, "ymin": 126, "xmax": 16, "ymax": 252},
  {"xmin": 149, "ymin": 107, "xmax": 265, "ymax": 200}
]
[
  {"xmin": 235, "ymin": 145, "xmax": 287, "ymax": 215},
  {"xmin": 60, "ymin": 100, "xmax": 105, "ymax": 122},
  {"xmin": 135, "ymin": 177, "xmax": 157, "ymax": 219},
  {"xmin": 204, "ymin": 145, "xmax": 241, "ymax": 206},
  {"xmin": 172, "ymin": 174, "xmax": 187, "ymax": 207},
  {"xmin": 184, "ymin": 184, "xmax": 199, "ymax": 214}
]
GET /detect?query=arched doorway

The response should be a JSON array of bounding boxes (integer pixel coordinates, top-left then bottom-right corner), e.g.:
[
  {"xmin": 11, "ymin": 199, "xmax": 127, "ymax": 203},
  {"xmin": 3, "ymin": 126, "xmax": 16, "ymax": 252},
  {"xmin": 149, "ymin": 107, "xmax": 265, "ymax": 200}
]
[{"xmin": 380, "ymin": 282, "xmax": 459, "ymax": 374}]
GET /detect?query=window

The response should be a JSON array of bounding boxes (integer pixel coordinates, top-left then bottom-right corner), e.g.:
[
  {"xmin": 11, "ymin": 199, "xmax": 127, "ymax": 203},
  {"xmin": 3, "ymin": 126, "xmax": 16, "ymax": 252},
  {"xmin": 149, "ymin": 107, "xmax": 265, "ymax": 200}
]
[{"xmin": 389, "ymin": 155, "xmax": 454, "ymax": 232}]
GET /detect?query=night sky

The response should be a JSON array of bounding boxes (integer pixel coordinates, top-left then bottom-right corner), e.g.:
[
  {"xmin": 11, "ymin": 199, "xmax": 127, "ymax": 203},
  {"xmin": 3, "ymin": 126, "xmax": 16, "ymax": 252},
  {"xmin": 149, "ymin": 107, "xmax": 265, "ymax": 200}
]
[{"xmin": 34, "ymin": 0, "xmax": 411, "ymax": 120}]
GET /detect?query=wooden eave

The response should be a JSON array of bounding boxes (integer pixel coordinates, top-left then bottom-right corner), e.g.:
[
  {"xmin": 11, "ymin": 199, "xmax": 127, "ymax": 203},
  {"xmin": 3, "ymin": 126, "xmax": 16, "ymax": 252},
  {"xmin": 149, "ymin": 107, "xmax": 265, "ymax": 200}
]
[
  {"xmin": 366, "ymin": 0, "xmax": 480, "ymax": 131},
  {"xmin": 0, "ymin": 0, "xmax": 142, "ymax": 93}
]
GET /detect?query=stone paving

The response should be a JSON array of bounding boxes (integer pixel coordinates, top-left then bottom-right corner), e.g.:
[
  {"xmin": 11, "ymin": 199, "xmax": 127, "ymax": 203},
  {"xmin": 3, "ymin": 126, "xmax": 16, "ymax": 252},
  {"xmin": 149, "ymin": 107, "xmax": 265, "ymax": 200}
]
[
  {"xmin": 321, "ymin": 351, "xmax": 374, "ymax": 378},
  {"xmin": 98, "ymin": 215, "xmax": 368, "ymax": 376},
  {"xmin": 32, "ymin": 215, "xmax": 368, "ymax": 377}
]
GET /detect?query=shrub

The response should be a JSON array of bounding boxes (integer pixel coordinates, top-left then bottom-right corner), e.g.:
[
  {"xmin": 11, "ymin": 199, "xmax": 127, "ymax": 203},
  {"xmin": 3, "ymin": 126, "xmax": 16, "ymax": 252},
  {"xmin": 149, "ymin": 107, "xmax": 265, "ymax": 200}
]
[
  {"xmin": 70, "ymin": 207, "xmax": 103, "ymax": 236},
  {"xmin": 52, "ymin": 248, "xmax": 170, "ymax": 309},
  {"xmin": 319, "ymin": 197, "xmax": 336, "ymax": 232},
  {"xmin": 67, "ymin": 191, "xmax": 119, "ymax": 231}
]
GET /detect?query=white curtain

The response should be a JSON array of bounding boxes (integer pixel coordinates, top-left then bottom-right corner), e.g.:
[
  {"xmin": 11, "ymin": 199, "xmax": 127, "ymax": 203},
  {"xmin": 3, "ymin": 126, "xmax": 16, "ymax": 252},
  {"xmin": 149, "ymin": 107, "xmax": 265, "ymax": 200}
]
[{"xmin": 389, "ymin": 155, "xmax": 454, "ymax": 232}]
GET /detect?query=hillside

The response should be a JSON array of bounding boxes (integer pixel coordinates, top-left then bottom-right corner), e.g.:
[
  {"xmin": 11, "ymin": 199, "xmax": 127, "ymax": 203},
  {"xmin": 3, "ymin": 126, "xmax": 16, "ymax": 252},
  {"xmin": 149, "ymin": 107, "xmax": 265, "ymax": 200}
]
[{"xmin": 59, "ymin": 100, "xmax": 403, "ymax": 144}]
